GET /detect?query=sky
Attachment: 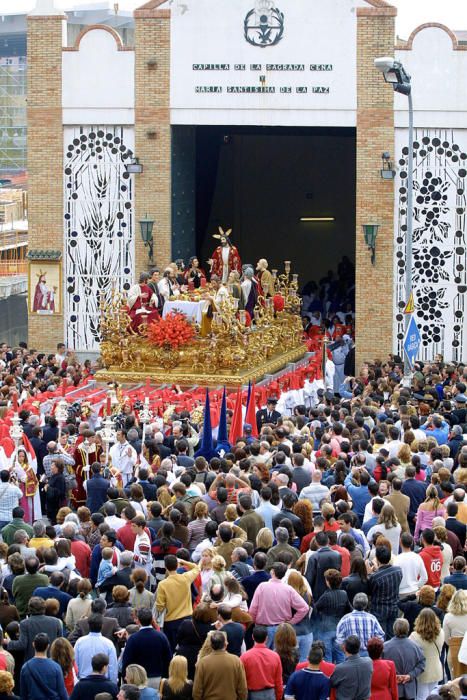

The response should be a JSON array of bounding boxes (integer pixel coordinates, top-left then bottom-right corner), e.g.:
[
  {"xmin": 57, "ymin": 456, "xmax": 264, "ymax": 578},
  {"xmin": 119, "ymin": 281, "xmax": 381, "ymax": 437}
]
[{"xmin": 1, "ymin": 0, "xmax": 467, "ymax": 36}]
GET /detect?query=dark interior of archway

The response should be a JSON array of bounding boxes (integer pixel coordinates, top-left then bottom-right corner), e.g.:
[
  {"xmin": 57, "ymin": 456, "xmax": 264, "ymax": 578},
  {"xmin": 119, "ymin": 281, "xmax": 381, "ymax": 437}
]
[{"xmin": 193, "ymin": 125, "xmax": 356, "ymax": 292}]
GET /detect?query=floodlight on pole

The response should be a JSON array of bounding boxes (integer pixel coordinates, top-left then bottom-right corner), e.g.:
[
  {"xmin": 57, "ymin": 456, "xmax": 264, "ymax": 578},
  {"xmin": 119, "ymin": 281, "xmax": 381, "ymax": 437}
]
[{"xmin": 375, "ymin": 56, "xmax": 414, "ymax": 387}]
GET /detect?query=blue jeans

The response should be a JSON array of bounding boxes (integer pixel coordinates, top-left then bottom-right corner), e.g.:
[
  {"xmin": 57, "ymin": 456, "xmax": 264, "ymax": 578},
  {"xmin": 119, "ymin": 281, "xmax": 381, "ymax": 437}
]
[
  {"xmin": 375, "ymin": 613, "xmax": 397, "ymax": 640},
  {"xmin": 314, "ymin": 629, "xmax": 344, "ymax": 664},
  {"xmin": 297, "ymin": 632, "xmax": 314, "ymax": 662},
  {"xmin": 266, "ymin": 625, "xmax": 279, "ymax": 649}
]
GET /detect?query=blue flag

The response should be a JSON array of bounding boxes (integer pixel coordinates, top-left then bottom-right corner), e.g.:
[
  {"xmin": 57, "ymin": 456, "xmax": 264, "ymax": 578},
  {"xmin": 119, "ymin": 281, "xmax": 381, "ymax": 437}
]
[
  {"xmin": 194, "ymin": 388, "xmax": 216, "ymax": 460},
  {"xmin": 215, "ymin": 386, "xmax": 231, "ymax": 456}
]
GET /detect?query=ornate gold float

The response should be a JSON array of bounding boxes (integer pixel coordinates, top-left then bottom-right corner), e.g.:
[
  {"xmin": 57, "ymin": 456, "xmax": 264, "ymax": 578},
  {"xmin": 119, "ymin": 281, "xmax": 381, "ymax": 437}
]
[{"xmin": 96, "ymin": 262, "xmax": 306, "ymax": 387}]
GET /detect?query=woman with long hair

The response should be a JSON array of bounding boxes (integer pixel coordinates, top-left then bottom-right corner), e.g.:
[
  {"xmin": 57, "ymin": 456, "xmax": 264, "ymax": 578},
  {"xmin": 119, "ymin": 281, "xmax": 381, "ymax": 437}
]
[
  {"xmin": 222, "ymin": 576, "xmax": 248, "ymax": 611},
  {"xmin": 125, "ymin": 664, "xmax": 158, "ymax": 699},
  {"xmin": 287, "ymin": 570, "xmax": 313, "ymax": 663},
  {"xmin": 293, "ymin": 500, "xmax": 313, "ymax": 535},
  {"xmin": 414, "ymin": 485, "xmax": 446, "ymax": 542},
  {"xmin": 76, "ymin": 506, "xmax": 92, "ymax": 543},
  {"xmin": 50, "ymin": 637, "xmax": 77, "ymax": 696},
  {"xmin": 199, "ymin": 548, "xmax": 215, "ymax": 593},
  {"xmin": 175, "ymin": 604, "xmax": 212, "ymax": 679},
  {"xmin": 274, "ymin": 622, "xmax": 299, "ymax": 684},
  {"xmin": 151, "ymin": 522, "xmax": 182, "ymax": 585},
  {"xmin": 129, "ymin": 483, "xmax": 148, "ymax": 516},
  {"xmin": 367, "ymin": 504, "xmax": 402, "ymax": 555},
  {"xmin": 437, "ymin": 584, "xmax": 456, "ymax": 615},
  {"xmin": 160, "ymin": 656, "xmax": 193, "ymax": 700},
  {"xmin": 409, "ymin": 608, "xmax": 444, "ymax": 700},
  {"xmin": 367, "ymin": 637, "xmax": 398, "ymax": 700},
  {"xmin": 129, "ymin": 568, "xmax": 155, "ymax": 610},
  {"xmin": 442, "ymin": 589, "xmax": 467, "ymax": 675},
  {"xmin": 187, "ymin": 501, "xmax": 209, "ymax": 553},
  {"xmin": 321, "ymin": 502, "xmax": 339, "ymax": 533},
  {"xmin": 210, "ymin": 555, "xmax": 227, "ymax": 588},
  {"xmin": 342, "ymin": 557, "xmax": 369, "ymax": 603},
  {"xmin": 64, "ymin": 578, "xmax": 92, "ymax": 632},
  {"xmin": 255, "ymin": 528, "xmax": 273, "ymax": 554}
]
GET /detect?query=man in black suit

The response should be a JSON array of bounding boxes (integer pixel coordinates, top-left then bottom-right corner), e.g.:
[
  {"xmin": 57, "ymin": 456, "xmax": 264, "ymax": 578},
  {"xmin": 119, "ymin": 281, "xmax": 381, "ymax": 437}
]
[
  {"xmin": 30, "ymin": 426, "xmax": 47, "ymax": 477},
  {"xmin": 216, "ymin": 605, "xmax": 245, "ymax": 657},
  {"xmin": 330, "ymin": 635, "xmax": 373, "ymax": 700},
  {"xmin": 6, "ymin": 596, "xmax": 63, "ymax": 661},
  {"xmin": 148, "ymin": 268, "xmax": 164, "ymax": 314},
  {"xmin": 304, "ymin": 531, "xmax": 341, "ymax": 601},
  {"xmin": 446, "ymin": 502, "xmax": 467, "ymax": 548},
  {"xmin": 256, "ymin": 398, "xmax": 281, "ymax": 433}
]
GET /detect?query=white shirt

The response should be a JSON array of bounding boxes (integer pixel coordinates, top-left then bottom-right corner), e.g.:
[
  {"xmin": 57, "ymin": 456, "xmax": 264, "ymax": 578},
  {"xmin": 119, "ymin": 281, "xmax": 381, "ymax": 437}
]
[
  {"xmin": 104, "ymin": 515, "xmax": 124, "ymax": 532},
  {"xmin": 109, "ymin": 441, "xmax": 137, "ymax": 476},
  {"xmin": 394, "ymin": 550, "xmax": 428, "ymax": 595}
]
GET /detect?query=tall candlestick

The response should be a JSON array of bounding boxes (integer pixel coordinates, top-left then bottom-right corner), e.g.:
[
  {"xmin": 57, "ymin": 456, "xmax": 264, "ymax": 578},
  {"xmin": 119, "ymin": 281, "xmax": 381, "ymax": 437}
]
[
  {"xmin": 106, "ymin": 395, "xmax": 111, "ymax": 416},
  {"xmin": 61, "ymin": 378, "xmax": 66, "ymax": 397}
]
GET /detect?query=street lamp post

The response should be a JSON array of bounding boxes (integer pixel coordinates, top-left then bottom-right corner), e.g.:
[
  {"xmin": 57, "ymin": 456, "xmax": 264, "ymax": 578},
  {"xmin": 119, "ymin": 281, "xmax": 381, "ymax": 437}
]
[{"xmin": 374, "ymin": 57, "xmax": 413, "ymax": 386}]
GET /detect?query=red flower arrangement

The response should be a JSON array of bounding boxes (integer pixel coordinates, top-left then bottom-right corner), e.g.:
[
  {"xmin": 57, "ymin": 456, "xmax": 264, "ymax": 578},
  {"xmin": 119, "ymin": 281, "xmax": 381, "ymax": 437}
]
[{"xmin": 147, "ymin": 312, "xmax": 195, "ymax": 350}]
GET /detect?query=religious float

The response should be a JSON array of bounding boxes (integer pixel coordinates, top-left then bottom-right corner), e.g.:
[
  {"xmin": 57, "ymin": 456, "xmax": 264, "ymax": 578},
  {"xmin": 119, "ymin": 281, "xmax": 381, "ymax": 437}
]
[{"xmin": 96, "ymin": 260, "xmax": 307, "ymax": 387}]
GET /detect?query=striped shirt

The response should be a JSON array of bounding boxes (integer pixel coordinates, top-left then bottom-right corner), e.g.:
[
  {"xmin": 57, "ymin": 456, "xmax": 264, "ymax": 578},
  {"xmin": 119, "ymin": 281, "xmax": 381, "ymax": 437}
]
[
  {"xmin": 368, "ymin": 564, "xmax": 403, "ymax": 618},
  {"xmin": 336, "ymin": 610, "xmax": 385, "ymax": 649}
]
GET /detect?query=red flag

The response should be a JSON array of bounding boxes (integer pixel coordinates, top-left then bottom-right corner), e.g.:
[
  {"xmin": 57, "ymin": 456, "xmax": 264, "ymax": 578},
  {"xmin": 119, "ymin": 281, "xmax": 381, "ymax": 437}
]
[
  {"xmin": 245, "ymin": 383, "xmax": 258, "ymax": 437},
  {"xmin": 229, "ymin": 386, "xmax": 243, "ymax": 445}
]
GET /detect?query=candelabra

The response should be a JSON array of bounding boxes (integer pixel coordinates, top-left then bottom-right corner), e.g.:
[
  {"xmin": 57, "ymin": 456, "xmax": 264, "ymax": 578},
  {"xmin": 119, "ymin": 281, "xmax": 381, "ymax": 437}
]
[
  {"xmin": 56, "ymin": 398, "xmax": 69, "ymax": 439},
  {"xmin": 9, "ymin": 414, "xmax": 23, "ymax": 449},
  {"xmin": 82, "ymin": 438, "xmax": 91, "ymax": 478},
  {"xmin": 100, "ymin": 415, "xmax": 116, "ymax": 464},
  {"xmin": 139, "ymin": 396, "xmax": 153, "ymax": 447}
]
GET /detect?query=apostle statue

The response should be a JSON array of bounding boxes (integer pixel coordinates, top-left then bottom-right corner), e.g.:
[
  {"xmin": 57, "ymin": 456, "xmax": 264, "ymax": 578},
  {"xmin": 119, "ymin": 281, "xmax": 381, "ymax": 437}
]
[
  {"xmin": 127, "ymin": 272, "xmax": 159, "ymax": 334},
  {"xmin": 241, "ymin": 265, "xmax": 259, "ymax": 318},
  {"xmin": 256, "ymin": 258, "xmax": 275, "ymax": 297},
  {"xmin": 208, "ymin": 227, "xmax": 242, "ymax": 284}
]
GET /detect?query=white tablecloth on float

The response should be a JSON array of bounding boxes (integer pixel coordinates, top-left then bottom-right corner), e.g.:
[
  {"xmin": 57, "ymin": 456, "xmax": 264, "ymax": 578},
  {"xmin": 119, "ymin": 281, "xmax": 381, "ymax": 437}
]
[{"xmin": 162, "ymin": 300, "xmax": 204, "ymax": 324}]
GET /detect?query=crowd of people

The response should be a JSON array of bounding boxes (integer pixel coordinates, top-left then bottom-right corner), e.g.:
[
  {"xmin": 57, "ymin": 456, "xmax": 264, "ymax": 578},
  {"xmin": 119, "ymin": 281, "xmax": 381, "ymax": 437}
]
[{"xmin": 0, "ymin": 336, "xmax": 466, "ymax": 700}]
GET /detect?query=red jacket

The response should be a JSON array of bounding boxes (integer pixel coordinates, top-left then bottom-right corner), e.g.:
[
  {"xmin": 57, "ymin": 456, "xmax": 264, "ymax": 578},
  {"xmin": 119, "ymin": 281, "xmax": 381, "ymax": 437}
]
[
  {"xmin": 71, "ymin": 539, "xmax": 91, "ymax": 579},
  {"xmin": 420, "ymin": 545, "xmax": 442, "ymax": 588}
]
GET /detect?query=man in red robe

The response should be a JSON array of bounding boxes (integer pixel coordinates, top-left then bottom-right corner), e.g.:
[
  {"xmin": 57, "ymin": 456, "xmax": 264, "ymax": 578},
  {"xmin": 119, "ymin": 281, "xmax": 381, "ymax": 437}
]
[
  {"xmin": 127, "ymin": 272, "xmax": 159, "ymax": 334},
  {"xmin": 208, "ymin": 227, "xmax": 242, "ymax": 283},
  {"xmin": 72, "ymin": 430, "xmax": 102, "ymax": 508}
]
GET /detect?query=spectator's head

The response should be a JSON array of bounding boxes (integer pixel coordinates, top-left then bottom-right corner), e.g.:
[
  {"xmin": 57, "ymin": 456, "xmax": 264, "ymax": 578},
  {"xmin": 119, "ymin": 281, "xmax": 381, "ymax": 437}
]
[
  {"xmin": 253, "ymin": 552, "xmax": 268, "ymax": 571},
  {"xmin": 28, "ymin": 597, "xmax": 46, "ymax": 616},
  {"xmin": 375, "ymin": 545, "xmax": 391, "ymax": 566},
  {"xmin": 352, "ymin": 593, "xmax": 369, "ymax": 611},
  {"xmin": 393, "ymin": 618, "xmax": 410, "ymax": 638},
  {"xmin": 0, "ymin": 671, "xmax": 14, "ymax": 696},
  {"xmin": 91, "ymin": 653, "xmax": 109, "ymax": 674},
  {"xmin": 367, "ymin": 637, "xmax": 384, "ymax": 660},
  {"xmin": 400, "ymin": 532, "xmax": 414, "ymax": 550},
  {"xmin": 0, "ymin": 471, "xmax": 9, "ymax": 484},
  {"xmin": 217, "ymin": 605, "xmax": 232, "ymax": 622},
  {"xmin": 12, "ymin": 507, "xmax": 24, "ymax": 520},
  {"xmin": 418, "ymin": 585, "xmax": 436, "ymax": 606},
  {"xmin": 274, "ymin": 526, "xmax": 289, "ymax": 545},
  {"xmin": 343, "ymin": 635, "xmax": 360, "ymax": 655},
  {"xmin": 453, "ymin": 556, "xmax": 466, "ymax": 573},
  {"xmin": 136, "ymin": 608, "xmax": 153, "ymax": 627},
  {"xmin": 421, "ymin": 529, "xmax": 435, "ymax": 547},
  {"xmin": 88, "ymin": 614, "xmax": 104, "ymax": 633},
  {"xmin": 315, "ymin": 531, "xmax": 329, "ymax": 548},
  {"xmin": 33, "ymin": 633, "xmax": 49, "ymax": 654},
  {"xmin": 308, "ymin": 643, "xmax": 324, "ymax": 667},
  {"xmin": 270, "ymin": 562, "xmax": 287, "ymax": 580},
  {"xmin": 25, "ymin": 556, "xmax": 40, "ymax": 575},
  {"xmin": 324, "ymin": 568, "xmax": 342, "ymax": 590},
  {"xmin": 91, "ymin": 599, "xmax": 107, "ymax": 614},
  {"xmin": 164, "ymin": 554, "xmax": 178, "ymax": 573},
  {"xmin": 218, "ymin": 524, "xmax": 233, "ymax": 543},
  {"xmin": 210, "ymin": 630, "xmax": 227, "ymax": 651},
  {"xmin": 118, "ymin": 685, "xmax": 141, "ymax": 700},
  {"xmin": 252, "ymin": 626, "xmax": 268, "ymax": 644}
]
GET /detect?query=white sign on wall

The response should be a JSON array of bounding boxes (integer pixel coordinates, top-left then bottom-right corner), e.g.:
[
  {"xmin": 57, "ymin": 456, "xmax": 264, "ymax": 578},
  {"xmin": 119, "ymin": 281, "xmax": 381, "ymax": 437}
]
[{"xmin": 170, "ymin": 0, "xmax": 359, "ymax": 127}]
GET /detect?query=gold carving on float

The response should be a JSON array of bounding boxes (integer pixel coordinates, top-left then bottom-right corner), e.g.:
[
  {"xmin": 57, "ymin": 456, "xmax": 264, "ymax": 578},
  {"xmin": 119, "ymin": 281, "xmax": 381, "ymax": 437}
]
[{"xmin": 96, "ymin": 263, "xmax": 306, "ymax": 387}]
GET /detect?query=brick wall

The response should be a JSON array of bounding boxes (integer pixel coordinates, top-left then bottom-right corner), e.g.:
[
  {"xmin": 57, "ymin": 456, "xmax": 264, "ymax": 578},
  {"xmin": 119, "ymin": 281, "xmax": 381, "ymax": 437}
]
[
  {"xmin": 134, "ymin": 7, "xmax": 171, "ymax": 274},
  {"xmin": 355, "ymin": 7, "xmax": 396, "ymax": 368},
  {"xmin": 27, "ymin": 15, "xmax": 66, "ymax": 351}
]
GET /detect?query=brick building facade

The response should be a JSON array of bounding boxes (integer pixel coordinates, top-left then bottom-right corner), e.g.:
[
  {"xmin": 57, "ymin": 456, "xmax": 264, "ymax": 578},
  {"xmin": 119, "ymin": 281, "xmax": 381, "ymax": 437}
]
[{"xmin": 26, "ymin": 0, "xmax": 467, "ymax": 367}]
